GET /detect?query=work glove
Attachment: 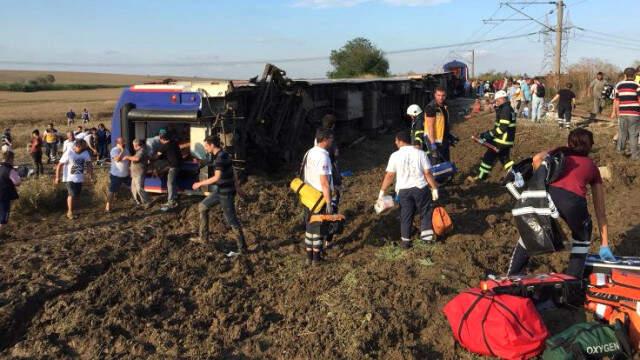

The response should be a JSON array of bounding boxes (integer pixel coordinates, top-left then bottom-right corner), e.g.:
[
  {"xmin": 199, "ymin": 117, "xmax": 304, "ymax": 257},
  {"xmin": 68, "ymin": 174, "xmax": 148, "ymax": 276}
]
[
  {"xmin": 431, "ymin": 188, "xmax": 439, "ymax": 202},
  {"xmin": 599, "ymin": 246, "xmax": 617, "ymax": 262},
  {"xmin": 325, "ymin": 203, "xmax": 333, "ymax": 215},
  {"xmin": 479, "ymin": 131, "xmax": 492, "ymax": 141},
  {"xmin": 378, "ymin": 190, "xmax": 385, "ymax": 200},
  {"xmin": 429, "ymin": 143, "xmax": 438, "ymax": 152}
]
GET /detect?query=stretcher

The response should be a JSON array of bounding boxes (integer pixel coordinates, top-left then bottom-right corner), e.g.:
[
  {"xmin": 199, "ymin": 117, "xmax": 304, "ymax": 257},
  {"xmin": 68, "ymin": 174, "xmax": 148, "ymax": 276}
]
[{"xmin": 585, "ymin": 254, "xmax": 640, "ymax": 276}]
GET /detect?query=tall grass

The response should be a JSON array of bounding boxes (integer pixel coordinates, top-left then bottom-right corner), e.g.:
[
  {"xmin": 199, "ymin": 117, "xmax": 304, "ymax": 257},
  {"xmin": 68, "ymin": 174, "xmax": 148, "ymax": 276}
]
[
  {"xmin": 13, "ymin": 168, "xmax": 111, "ymax": 215},
  {"xmin": 13, "ymin": 176, "xmax": 68, "ymax": 214}
]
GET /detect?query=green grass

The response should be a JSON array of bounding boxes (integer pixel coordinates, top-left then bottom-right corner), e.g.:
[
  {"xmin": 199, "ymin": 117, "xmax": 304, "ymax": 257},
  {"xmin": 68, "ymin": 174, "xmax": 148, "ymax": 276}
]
[
  {"xmin": 375, "ymin": 244, "xmax": 405, "ymax": 261},
  {"xmin": 0, "ymin": 82, "xmax": 124, "ymax": 92}
]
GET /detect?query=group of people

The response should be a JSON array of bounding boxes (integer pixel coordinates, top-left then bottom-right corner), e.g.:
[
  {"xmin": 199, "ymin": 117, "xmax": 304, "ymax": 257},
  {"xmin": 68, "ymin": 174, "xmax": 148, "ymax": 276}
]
[
  {"xmin": 358, "ymin": 82, "xmax": 619, "ymax": 278},
  {"xmin": 470, "ymin": 77, "xmax": 549, "ymax": 123},
  {"xmin": 66, "ymin": 108, "xmax": 91, "ymax": 126},
  {"xmin": 28, "ymin": 123, "xmax": 113, "ymax": 176}
]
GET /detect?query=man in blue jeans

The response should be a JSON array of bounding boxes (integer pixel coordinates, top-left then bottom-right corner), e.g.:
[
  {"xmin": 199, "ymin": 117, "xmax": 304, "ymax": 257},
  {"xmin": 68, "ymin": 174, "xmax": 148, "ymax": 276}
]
[
  {"xmin": 191, "ymin": 136, "xmax": 247, "ymax": 254},
  {"xmin": 156, "ymin": 133, "xmax": 181, "ymax": 211}
]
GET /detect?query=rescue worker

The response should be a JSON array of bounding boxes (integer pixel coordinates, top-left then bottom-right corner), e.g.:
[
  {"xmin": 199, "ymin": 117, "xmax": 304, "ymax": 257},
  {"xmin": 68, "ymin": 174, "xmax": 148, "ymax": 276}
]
[
  {"xmin": 378, "ymin": 131, "xmax": 439, "ymax": 248},
  {"xmin": 191, "ymin": 136, "xmax": 247, "ymax": 254},
  {"xmin": 406, "ymin": 104, "xmax": 428, "ymax": 151},
  {"xmin": 424, "ymin": 87, "xmax": 455, "ymax": 162},
  {"xmin": 507, "ymin": 128, "xmax": 612, "ymax": 278},
  {"xmin": 317, "ymin": 114, "xmax": 342, "ymax": 247},
  {"xmin": 473, "ymin": 90, "xmax": 516, "ymax": 181},
  {"xmin": 302, "ymin": 128, "xmax": 335, "ymax": 265}
]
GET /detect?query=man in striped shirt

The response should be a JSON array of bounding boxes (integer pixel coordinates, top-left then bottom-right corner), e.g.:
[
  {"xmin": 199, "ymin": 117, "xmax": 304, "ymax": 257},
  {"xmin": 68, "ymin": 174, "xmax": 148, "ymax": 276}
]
[{"xmin": 611, "ymin": 67, "xmax": 640, "ymax": 160}]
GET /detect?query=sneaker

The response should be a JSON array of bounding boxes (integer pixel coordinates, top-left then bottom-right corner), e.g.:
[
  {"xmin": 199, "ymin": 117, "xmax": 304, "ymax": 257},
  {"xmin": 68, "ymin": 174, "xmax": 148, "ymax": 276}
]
[{"xmin": 160, "ymin": 202, "xmax": 177, "ymax": 212}]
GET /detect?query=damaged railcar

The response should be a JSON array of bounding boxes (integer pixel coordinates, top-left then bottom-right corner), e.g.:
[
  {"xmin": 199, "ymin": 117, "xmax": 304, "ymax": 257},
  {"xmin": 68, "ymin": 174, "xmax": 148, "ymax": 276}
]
[{"xmin": 110, "ymin": 64, "xmax": 454, "ymax": 193}]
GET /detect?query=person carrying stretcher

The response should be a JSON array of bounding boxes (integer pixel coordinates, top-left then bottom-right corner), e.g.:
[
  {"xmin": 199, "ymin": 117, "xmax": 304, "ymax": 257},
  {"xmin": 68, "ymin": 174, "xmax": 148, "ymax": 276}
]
[{"xmin": 507, "ymin": 128, "xmax": 614, "ymax": 278}]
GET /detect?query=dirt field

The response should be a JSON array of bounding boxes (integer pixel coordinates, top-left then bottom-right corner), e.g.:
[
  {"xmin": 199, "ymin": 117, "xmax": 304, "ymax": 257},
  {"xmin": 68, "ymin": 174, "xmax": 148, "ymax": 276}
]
[{"xmin": 0, "ymin": 93, "xmax": 639, "ymax": 358}]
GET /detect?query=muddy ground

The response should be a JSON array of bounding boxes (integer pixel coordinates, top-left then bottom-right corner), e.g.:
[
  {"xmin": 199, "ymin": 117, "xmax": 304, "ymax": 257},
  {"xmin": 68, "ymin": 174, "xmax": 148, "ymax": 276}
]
[{"xmin": 1, "ymin": 100, "xmax": 639, "ymax": 359}]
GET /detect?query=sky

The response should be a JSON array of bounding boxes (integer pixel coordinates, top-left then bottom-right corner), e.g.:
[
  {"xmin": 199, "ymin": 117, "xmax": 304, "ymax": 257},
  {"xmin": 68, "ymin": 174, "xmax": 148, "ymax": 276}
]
[{"xmin": 0, "ymin": 0, "xmax": 638, "ymax": 80}]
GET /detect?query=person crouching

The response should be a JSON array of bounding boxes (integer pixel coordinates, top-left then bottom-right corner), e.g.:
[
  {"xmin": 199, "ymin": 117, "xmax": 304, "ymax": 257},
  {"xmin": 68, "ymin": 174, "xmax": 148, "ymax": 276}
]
[{"xmin": 378, "ymin": 131, "xmax": 439, "ymax": 248}]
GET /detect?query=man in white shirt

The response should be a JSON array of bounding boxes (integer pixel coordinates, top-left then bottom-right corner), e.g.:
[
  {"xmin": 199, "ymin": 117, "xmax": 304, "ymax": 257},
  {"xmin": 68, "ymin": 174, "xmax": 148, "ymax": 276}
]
[
  {"xmin": 302, "ymin": 128, "xmax": 334, "ymax": 265},
  {"xmin": 62, "ymin": 131, "xmax": 75, "ymax": 155},
  {"xmin": 378, "ymin": 131, "xmax": 439, "ymax": 248},
  {"xmin": 55, "ymin": 139, "xmax": 93, "ymax": 220},
  {"xmin": 105, "ymin": 137, "xmax": 130, "ymax": 212}
]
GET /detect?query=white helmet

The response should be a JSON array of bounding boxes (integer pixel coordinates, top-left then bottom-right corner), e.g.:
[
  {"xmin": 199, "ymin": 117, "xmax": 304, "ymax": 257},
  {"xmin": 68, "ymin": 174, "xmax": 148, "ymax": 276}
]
[
  {"xmin": 406, "ymin": 104, "xmax": 422, "ymax": 117},
  {"xmin": 494, "ymin": 90, "xmax": 508, "ymax": 100}
]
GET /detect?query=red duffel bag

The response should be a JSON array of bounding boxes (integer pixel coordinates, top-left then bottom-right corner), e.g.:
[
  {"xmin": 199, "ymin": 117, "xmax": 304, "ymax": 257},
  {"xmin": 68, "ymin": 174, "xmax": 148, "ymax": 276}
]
[{"xmin": 443, "ymin": 288, "xmax": 549, "ymax": 359}]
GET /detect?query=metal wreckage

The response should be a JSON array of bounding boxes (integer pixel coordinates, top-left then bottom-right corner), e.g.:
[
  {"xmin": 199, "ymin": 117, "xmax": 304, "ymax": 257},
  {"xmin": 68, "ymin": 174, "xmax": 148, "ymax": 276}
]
[{"xmin": 110, "ymin": 64, "xmax": 456, "ymax": 192}]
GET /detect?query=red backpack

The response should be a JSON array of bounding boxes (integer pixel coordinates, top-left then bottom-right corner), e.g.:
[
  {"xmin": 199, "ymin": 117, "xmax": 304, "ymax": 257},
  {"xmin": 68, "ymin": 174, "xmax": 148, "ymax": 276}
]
[{"xmin": 443, "ymin": 289, "xmax": 549, "ymax": 359}]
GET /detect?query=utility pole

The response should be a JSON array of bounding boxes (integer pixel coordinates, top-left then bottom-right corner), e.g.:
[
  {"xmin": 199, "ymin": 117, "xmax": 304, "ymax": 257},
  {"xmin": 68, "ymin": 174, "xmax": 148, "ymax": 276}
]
[
  {"xmin": 554, "ymin": 0, "xmax": 564, "ymax": 88},
  {"xmin": 471, "ymin": 49, "xmax": 475, "ymax": 79}
]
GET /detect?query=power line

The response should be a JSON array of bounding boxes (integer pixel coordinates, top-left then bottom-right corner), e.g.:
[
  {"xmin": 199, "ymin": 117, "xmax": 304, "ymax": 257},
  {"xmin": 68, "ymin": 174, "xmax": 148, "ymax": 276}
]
[{"xmin": 0, "ymin": 31, "xmax": 546, "ymax": 68}]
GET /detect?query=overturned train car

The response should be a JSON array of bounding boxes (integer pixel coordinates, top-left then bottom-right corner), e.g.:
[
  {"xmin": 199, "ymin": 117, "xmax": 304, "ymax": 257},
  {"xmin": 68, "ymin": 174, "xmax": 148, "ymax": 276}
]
[{"xmin": 111, "ymin": 64, "xmax": 454, "ymax": 193}]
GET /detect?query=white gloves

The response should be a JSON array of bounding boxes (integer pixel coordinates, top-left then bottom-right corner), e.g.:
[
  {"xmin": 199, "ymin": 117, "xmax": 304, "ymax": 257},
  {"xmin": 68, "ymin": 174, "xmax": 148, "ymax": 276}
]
[
  {"xmin": 431, "ymin": 188, "xmax": 439, "ymax": 202},
  {"xmin": 378, "ymin": 190, "xmax": 385, "ymax": 199}
]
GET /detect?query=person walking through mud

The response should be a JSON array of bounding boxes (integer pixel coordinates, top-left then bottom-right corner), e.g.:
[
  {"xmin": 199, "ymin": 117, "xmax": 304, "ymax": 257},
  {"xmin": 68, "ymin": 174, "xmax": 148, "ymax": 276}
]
[
  {"xmin": 611, "ymin": 67, "xmax": 640, "ymax": 160},
  {"xmin": 301, "ymin": 128, "xmax": 335, "ymax": 264},
  {"xmin": 190, "ymin": 136, "xmax": 247, "ymax": 254},
  {"xmin": 472, "ymin": 90, "xmax": 516, "ymax": 181},
  {"xmin": 424, "ymin": 87, "xmax": 455, "ymax": 163},
  {"xmin": 66, "ymin": 109, "xmax": 76, "ymax": 126},
  {"xmin": 81, "ymin": 108, "xmax": 90, "ymax": 124},
  {"xmin": 0, "ymin": 151, "xmax": 21, "ymax": 239},
  {"xmin": 588, "ymin": 72, "xmax": 606, "ymax": 120},
  {"xmin": 43, "ymin": 123, "xmax": 59, "ymax": 163},
  {"xmin": 124, "ymin": 139, "xmax": 151, "ymax": 208},
  {"xmin": 96, "ymin": 124, "xmax": 110, "ymax": 161},
  {"xmin": 550, "ymin": 82, "xmax": 576, "ymax": 129},
  {"xmin": 378, "ymin": 131, "xmax": 439, "ymax": 247},
  {"xmin": 105, "ymin": 137, "xmax": 130, "ymax": 212},
  {"xmin": 55, "ymin": 139, "xmax": 93, "ymax": 220},
  {"xmin": 156, "ymin": 133, "xmax": 181, "ymax": 211},
  {"xmin": 62, "ymin": 131, "xmax": 75, "ymax": 156},
  {"xmin": 29, "ymin": 130, "xmax": 44, "ymax": 177},
  {"xmin": 507, "ymin": 128, "xmax": 612, "ymax": 278}
]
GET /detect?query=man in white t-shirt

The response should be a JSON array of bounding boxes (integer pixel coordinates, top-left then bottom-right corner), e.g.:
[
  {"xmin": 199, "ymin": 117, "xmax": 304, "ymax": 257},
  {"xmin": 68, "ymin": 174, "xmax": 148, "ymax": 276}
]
[
  {"xmin": 378, "ymin": 131, "xmax": 439, "ymax": 248},
  {"xmin": 62, "ymin": 131, "xmax": 75, "ymax": 155},
  {"xmin": 55, "ymin": 139, "xmax": 93, "ymax": 220},
  {"xmin": 302, "ymin": 128, "xmax": 334, "ymax": 265},
  {"xmin": 105, "ymin": 137, "xmax": 130, "ymax": 212}
]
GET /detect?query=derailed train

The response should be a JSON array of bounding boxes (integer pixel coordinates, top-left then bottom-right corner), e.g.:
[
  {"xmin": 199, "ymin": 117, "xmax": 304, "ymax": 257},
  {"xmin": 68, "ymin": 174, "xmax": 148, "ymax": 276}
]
[{"xmin": 111, "ymin": 64, "xmax": 456, "ymax": 193}]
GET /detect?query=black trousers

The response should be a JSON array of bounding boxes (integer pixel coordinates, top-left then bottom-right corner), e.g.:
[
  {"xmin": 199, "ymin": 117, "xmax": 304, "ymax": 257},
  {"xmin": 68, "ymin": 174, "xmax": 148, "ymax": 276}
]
[
  {"xmin": 435, "ymin": 141, "xmax": 451, "ymax": 163},
  {"xmin": 398, "ymin": 187, "xmax": 434, "ymax": 243},
  {"xmin": 558, "ymin": 104, "xmax": 573, "ymax": 123},
  {"xmin": 478, "ymin": 145, "xmax": 513, "ymax": 180},
  {"xmin": 508, "ymin": 186, "xmax": 592, "ymax": 278}
]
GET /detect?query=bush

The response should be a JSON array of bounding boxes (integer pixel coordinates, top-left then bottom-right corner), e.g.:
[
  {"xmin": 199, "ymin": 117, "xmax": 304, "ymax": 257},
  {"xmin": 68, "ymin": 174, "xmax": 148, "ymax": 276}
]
[{"xmin": 0, "ymin": 81, "xmax": 122, "ymax": 92}]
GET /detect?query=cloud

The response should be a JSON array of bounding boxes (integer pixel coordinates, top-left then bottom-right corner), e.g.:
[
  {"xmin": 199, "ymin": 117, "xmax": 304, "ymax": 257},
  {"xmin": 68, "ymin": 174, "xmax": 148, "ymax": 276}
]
[{"xmin": 293, "ymin": 0, "xmax": 450, "ymax": 8}]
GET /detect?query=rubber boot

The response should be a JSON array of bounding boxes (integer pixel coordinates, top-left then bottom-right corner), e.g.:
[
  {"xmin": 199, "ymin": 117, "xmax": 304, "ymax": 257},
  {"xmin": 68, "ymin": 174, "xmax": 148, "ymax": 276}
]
[{"xmin": 232, "ymin": 227, "xmax": 248, "ymax": 254}]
